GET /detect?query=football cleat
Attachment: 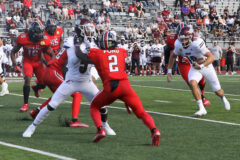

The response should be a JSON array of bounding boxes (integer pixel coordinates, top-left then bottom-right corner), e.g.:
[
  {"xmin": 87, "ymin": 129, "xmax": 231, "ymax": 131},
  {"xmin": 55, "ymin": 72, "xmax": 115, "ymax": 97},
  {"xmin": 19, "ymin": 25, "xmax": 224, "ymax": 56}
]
[
  {"xmin": 202, "ymin": 98, "xmax": 210, "ymax": 108},
  {"xmin": 32, "ymin": 85, "xmax": 40, "ymax": 98},
  {"xmin": 22, "ymin": 124, "xmax": 36, "ymax": 138},
  {"xmin": 69, "ymin": 120, "xmax": 89, "ymax": 128},
  {"xmin": 20, "ymin": 104, "xmax": 29, "ymax": 112},
  {"xmin": 151, "ymin": 129, "xmax": 161, "ymax": 146},
  {"xmin": 0, "ymin": 82, "xmax": 9, "ymax": 96},
  {"xmin": 220, "ymin": 97, "xmax": 230, "ymax": 111},
  {"xmin": 29, "ymin": 108, "xmax": 39, "ymax": 119},
  {"xmin": 194, "ymin": 109, "xmax": 207, "ymax": 116},
  {"xmin": 0, "ymin": 89, "xmax": 9, "ymax": 96},
  {"xmin": 102, "ymin": 121, "xmax": 116, "ymax": 135},
  {"xmin": 93, "ymin": 128, "xmax": 106, "ymax": 143}
]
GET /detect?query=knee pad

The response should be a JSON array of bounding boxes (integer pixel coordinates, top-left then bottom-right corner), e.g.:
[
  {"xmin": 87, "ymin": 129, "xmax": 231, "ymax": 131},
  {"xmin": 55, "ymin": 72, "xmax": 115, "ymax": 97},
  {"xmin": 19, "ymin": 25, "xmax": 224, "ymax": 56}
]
[
  {"xmin": 100, "ymin": 107, "xmax": 108, "ymax": 114},
  {"xmin": 47, "ymin": 104, "xmax": 55, "ymax": 111}
]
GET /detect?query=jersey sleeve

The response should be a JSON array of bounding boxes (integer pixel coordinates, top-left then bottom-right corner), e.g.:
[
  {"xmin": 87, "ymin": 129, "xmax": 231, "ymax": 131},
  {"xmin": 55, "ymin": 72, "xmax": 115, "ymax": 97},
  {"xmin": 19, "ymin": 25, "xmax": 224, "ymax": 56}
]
[
  {"xmin": 16, "ymin": 33, "xmax": 26, "ymax": 46},
  {"xmin": 194, "ymin": 39, "xmax": 210, "ymax": 56},
  {"xmin": 88, "ymin": 48, "xmax": 98, "ymax": 63},
  {"xmin": 63, "ymin": 37, "xmax": 74, "ymax": 49},
  {"xmin": 173, "ymin": 40, "xmax": 181, "ymax": 56}
]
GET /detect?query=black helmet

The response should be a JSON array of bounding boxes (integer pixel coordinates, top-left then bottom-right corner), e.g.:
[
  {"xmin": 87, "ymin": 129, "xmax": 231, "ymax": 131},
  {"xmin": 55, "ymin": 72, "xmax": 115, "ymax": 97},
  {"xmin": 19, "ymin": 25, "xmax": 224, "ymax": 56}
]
[
  {"xmin": 28, "ymin": 21, "xmax": 44, "ymax": 42},
  {"xmin": 46, "ymin": 18, "xmax": 57, "ymax": 35},
  {"xmin": 99, "ymin": 31, "xmax": 117, "ymax": 50}
]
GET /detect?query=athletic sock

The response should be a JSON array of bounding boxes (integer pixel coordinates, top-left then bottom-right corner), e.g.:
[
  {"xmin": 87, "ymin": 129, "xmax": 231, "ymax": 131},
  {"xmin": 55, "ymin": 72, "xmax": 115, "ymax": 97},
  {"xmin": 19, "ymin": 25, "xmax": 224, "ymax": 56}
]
[
  {"xmin": 33, "ymin": 106, "xmax": 51, "ymax": 126},
  {"xmin": 71, "ymin": 92, "xmax": 82, "ymax": 118},
  {"xmin": 141, "ymin": 112, "xmax": 156, "ymax": 131},
  {"xmin": 23, "ymin": 85, "xmax": 30, "ymax": 104},
  {"xmin": 197, "ymin": 100, "xmax": 205, "ymax": 110}
]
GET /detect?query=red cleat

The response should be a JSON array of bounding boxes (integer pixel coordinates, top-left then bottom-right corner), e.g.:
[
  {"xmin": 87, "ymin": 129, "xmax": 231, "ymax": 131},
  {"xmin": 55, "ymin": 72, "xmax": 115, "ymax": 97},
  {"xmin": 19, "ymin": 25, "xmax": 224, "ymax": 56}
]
[
  {"xmin": 93, "ymin": 128, "xmax": 106, "ymax": 143},
  {"xmin": 20, "ymin": 104, "xmax": 29, "ymax": 112},
  {"xmin": 29, "ymin": 108, "xmax": 39, "ymax": 119},
  {"xmin": 69, "ymin": 120, "xmax": 89, "ymax": 128},
  {"xmin": 151, "ymin": 129, "xmax": 161, "ymax": 146},
  {"xmin": 32, "ymin": 85, "xmax": 40, "ymax": 98},
  {"xmin": 203, "ymin": 98, "xmax": 211, "ymax": 108}
]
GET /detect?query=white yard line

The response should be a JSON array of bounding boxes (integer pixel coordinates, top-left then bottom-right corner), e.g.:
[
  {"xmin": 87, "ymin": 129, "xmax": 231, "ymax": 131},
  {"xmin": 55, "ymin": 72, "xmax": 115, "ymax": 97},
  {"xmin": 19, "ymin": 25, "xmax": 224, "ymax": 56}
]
[
  {"xmin": 8, "ymin": 93, "xmax": 240, "ymax": 126},
  {"xmin": 0, "ymin": 141, "xmax": 76, "ymax": 160},
  {"xmin": 0, "ymin": 105, "xmax": 3, "ymax": 107},
  {"xmin": 31, "ymin": 103, "xmax": 42, "ymax": 106},
  {"xmin": 131, "ymin": 85, "xmax": 240, "ymax": 97},
  {"xmin": 154, "ymin": 100, "xmax": 172, "ymax": 103}
]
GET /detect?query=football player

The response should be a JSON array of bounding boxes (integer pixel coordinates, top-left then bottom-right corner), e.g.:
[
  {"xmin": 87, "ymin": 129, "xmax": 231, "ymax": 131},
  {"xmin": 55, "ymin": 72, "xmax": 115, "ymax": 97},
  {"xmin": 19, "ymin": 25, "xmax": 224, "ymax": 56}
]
[
  {"xmin": 167, "ymin": 26, "xmax": 230, "ymax": 116},
  {"xmin": 0, "ymin": 38, "xmax": 9, "ymax": 96},
  {"xmin": 75, "ymin": 31, "xmax": 161, "ymax": 145},
  {"xmin": 11, "ymin": 20, "xmax": 55, "ymax": 112},
  {"xmin": 32, "ymin": 18, "xmax": 64, "ymax": 97},
  {"xmin": 22, "ymin": 18, "xmax": 115, "ymax": 138},
  {"xmin": 165, "ymin": 23, "xmax": 210, "ymax": 107}
]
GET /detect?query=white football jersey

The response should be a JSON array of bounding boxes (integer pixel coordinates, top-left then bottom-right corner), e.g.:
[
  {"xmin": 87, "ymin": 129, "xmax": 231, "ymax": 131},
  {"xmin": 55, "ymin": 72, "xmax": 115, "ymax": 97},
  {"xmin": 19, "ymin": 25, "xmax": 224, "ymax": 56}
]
[
  {"xmin": 174, "ymin": 37, "xmax": 210, "ymax": 65},
  {"xmin": 63, "ymin": 36, "xmax": 97, "ymax": 81},
  {"xmin": 140, "ymin": 45, "xmax": 148, "ymax": 59},
  {"xmin": 117, "ymin": 43, "xmax": 128, "ymax": 50},
  {"xmin": 150, "ymin": 43, "xmax": 164, "ymax": 57}
]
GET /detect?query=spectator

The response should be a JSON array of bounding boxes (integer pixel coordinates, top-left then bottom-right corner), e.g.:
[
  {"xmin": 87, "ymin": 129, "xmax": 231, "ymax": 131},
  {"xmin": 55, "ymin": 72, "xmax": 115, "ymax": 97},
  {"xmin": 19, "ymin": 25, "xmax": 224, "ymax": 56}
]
[
  {"xmin": 139, "ymin": 22, "xmax": 148, "ymax": 38},
  {"xmin": 25, "ymin": 14, "xmax": 33, "ymax": 28},
  {"xmin": 131, "ymin": 42, "xmax": 141, "ymax": 76},
  {"xmin": 81, "ymin": 4, "xmax": 89, "ymax": 17},
  {"xmin": 218, "ymin": 15, "xmax": 227, "ymax": 30},
  {"xmin": 175, "ymin": 0, "xmax": 183, "ymax": 8},
  {"xmin": 150, "ymin": 20, "xmax": 158, "ymax": 32},
  {"xmin": 146, "ymin": 0, "xmax": 156, "ymax": 6},
  {"xmin": 22, "ymin": 4, "xmax": 31, "ymax": 20},
  {"xmin": 209, "ymin": 6, "xmax": 218, "ymax": 22},
  {"xmin": 202, "ymin": 15, "xmax": 211, "ymax": 31},
  {"xmin": 211, "ymin": 26, "xmax": 225, "ymax": 37},
  {"xmin": 62, "ymin": 5, "xmax": 69, "ymax": 20},
  {"xmin": 99, "ymin": 5, "xmax": 109, "ymax": 17},
  {"xmin": 54, "ymin": 6, "xmax": 62, "ymax": 21},
  {"xmin": 156, "ymin": 12, "xmax": 164, "ymax": 23},
  {"xmin": 0, "ymin": 0, "xmax": 6, "ymax": 17},
  {"xmin": 46, "ymin": 0, "xmax": 55, "ymax": 15},
  {"xmin": 136, "ymin": 1, "xmax": 145, "ymax": 18},
  {"xmin": 128, "ymin": 2, "xmax": 137, "ymax": 14},
  {"xmin": 115, "ymin": 0, "xmax": 124, "ymax": 12},
  {"xmin": 223, "ymin": 6, "xmax": 229, "ymax": 17},
  {"xmin": 181, "ymin": 1, "xmax": 190, "ymax": 21},
  {"xmin": 164, "ymin": 14, "xmax": 173, "ymax": 29},
  {"xmin": 162, "ymin": 6, "xmax": 170, "ymax": 18},
  {"xmin": 23, "ymin": 0, "xmax": 32, "ymax": 9},
  {"xmin": 210, "ymin": 41, "xmax": 222, "ymax": 75},
  {"xmin": 189, "ymin": 5, "xmax": 196, "ymax": 19},
  {"xmin": 53, "ymin": 0, "xmax": 62, "ymax": 9},
  {"xmin": 124, "ymin": 24, "xmax": 133, "ymax": 40},
  {"xmin": 226, "ymin": 15, "xmax": 235, "ymax": 28},
  {"xmin": 74, "ymin": 4, "xmax": 81, "ymax": 19},
  {"xmin": 208, "ymin": 0, "xmax": 215, "ymax": 11},
  {"xmin": 201, "ymin": 8, "xmax": 208, "ymax": 19},
  {"xmin": 194, "ymin": 27, "xmax": 204, "ymax": 39},
  {"xmin": 132, "ymin": 24, "xmax": 139, "ymax": 39},
  {"xmin": 158, "ymin": 20, "xmax": 168, "ymax": 36},
  {"xmin": 89, "ymin": 4, "xmax": 98, "ymax": 19},
  {"xmin": 152, "ymin": 27, "xmax": 161, "ymax": 40},
  {"xmin": 103, "ymin": 0, "xmax": 112, "ymax": 12},
  {"xmin": 68, "ymin": 5, "xmax": 75, "ymax": 20},
  {"xmin": 172, "ymin": 14, "xmax": 181, "ymax": 27},
  {"xmin": 225, "ymin": 42, "xmax": 240, "ymax": 75},
  {"xmin": 32, "ymin": 3, "xmax": 41, "ymax": 18},
  {"xmin": 150, "ymin": 38, "xmax": 164, "ymax": 75},
  {"xmin": 97, "ymin": 12, "xmax": 105, "ymax": 24},
  {"xmin": 196, "ymin": 16, "xmax": 203, "ymax": 28},
  {"xmin": 110, "ymin": 0, "xmax": 118, "ymax": 12}
]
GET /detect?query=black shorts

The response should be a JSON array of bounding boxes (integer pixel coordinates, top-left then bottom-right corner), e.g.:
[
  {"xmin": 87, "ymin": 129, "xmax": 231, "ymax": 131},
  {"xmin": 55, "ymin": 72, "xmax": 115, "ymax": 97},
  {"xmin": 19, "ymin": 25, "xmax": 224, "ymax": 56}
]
[
  {"xmin": 213, "ymin": 60, "xmax": 220, "ymax": 67},
  {"xmin": 151, "ymin": 57, "xmax": 162, "ymax": 63},
  {"xmin": 226, "ymin": 56, "xmax": 233, "ymax": 65}
]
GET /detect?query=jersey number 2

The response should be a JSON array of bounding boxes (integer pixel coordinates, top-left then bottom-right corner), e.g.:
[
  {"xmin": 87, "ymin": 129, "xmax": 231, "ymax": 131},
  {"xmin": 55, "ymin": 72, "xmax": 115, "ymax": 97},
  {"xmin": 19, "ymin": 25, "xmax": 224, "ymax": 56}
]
[{"xmin": 108, "ymin": 55, "xmax": 119, "ymax": 72}]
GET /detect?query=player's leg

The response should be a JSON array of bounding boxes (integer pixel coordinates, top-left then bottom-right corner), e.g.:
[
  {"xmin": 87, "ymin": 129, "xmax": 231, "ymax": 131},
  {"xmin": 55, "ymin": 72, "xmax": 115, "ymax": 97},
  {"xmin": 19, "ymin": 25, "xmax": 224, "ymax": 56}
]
[
  {"xmin": 119, "ymin": 80, "xmax": 160, "ymax": 145},
  {"xmin": 0, "ymin": 72, "xmax": 9, "ymax": 96},
  {"xmin": 32, "ymin": 64, "xmax": 46, "ymax": 98},
  {"xmin": 80, "ymin": 80, "xmax": 116, "ymax": 135},
  {"xmin": 198, "ymin": 77, "xmax": 211, "ymax": 107},
  {"xmin": 20, "ymin": 61, "xmax": 33, "ymax": 112},
  {"xmin": 23, "ymin": 80, "xmax": 75, "ymax": 137},
  {"xmin": 188, "ymin": 68, "xmax": 207, "ymax": 116},
  {"xmin": 201, "ymin": 64, "xmax": 230, "ymax": 111}
]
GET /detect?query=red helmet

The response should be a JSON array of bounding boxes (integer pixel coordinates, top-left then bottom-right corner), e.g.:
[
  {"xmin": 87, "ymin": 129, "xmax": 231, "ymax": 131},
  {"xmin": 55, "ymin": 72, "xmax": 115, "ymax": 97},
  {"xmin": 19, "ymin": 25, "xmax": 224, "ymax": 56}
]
[
  {"xmin": 178, "ymin": 26, "xmax": 193, "ymax": 48},
  {"xmin": 75, "ymin": 18, "xmax": 96, "ymax": 38}
]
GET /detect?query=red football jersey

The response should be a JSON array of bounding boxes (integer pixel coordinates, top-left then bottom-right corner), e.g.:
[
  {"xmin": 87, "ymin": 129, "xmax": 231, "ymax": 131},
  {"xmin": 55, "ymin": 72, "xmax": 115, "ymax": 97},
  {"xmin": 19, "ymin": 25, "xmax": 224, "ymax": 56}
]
[
  {"xmin": 47, "ymin": 48, "xmax": 67, "ymax": 74},
  {"xmin": 44, "ymin": 27, "xmax": 63, "ymax": 52},
  {"xmin": 17, "ymin": 32, "xmax": 51, "ymax": 62},
  {"xmin": 166, "ymin": 33, "xmax": 178, "ymax": 49},
  {"xmin": 88, "ymin": 48, "xmax": 128, "ymax": 84}
]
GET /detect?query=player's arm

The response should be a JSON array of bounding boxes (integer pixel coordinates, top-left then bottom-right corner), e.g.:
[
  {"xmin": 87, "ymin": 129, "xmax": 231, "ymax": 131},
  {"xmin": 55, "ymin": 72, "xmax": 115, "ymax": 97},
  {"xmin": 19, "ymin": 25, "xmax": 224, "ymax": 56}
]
[
  {"xmin": 59, "ymin": 36, "xmax": 63, "ymax": 50},
  {"xmin": 11, "ymin": 43, "xmax": 22, "ymax": 66},
  {"xmin": 193, "ymin": 52, "xmax": 214, "ymax": 70},
  {"xmin": 167, "ymin": 50, "xmax": 177, "ymax": 82},
  {"xmin": 75, "ymin": 45, "xmax": 94, "ymax": 64}
]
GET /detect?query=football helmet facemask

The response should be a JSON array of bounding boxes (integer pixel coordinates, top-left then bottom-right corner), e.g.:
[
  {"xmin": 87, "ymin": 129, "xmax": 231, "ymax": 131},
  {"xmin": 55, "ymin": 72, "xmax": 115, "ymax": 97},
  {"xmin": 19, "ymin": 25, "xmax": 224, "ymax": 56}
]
[
  {"xmin": 75, "ymin": 18, "xmax": 96, "ymax": 38},
  {"xmin": 46, "ymin": 18, "xmax": 57, "ymax": 35},
  {"xmin": 178, "ymin": 26, "xmax": 193, "ymax": 48},
  {"xmin": 28, "ymin": 21, "xmax": 44, "ymax": 42}
]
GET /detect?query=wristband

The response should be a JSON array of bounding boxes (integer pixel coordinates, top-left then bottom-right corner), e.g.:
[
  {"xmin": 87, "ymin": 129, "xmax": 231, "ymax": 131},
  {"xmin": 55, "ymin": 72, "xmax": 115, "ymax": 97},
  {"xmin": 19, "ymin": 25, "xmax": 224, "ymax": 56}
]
[
  {"xmin": 168, "ymin": 69, "xmax": 172, "ymax": 74},
  {"xmin": 200, "ymin": 64, "xmax": 205, "ymax": 69}
]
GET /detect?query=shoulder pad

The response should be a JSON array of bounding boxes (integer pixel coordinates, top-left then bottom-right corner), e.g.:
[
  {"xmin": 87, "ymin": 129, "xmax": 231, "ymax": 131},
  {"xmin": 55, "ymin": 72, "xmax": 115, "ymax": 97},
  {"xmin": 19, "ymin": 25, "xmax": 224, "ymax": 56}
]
[{"xmin": 192, "ymin": 38, "xmax": 205, "ymax": 49}]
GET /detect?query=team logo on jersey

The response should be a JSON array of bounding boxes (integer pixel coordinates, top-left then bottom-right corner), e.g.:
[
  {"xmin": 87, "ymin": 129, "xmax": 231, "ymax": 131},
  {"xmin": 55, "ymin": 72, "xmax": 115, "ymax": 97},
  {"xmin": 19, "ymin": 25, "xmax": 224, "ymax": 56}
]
[
  {"xmin": 57, "ymin": 31, "xmax": 59, "ymax": 35},
  {"xmin": 179, "ymin": 48, "xmax": 182, "ymax": 52},
  {"xmin": 40, "ymin": 41, "xmax": 45, "ymax": 46}
]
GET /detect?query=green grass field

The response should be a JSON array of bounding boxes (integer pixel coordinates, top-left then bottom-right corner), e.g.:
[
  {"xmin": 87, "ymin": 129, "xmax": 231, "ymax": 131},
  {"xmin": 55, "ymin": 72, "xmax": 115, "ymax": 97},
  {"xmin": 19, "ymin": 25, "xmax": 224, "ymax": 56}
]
[{"xmin": 0, "ymin": 75, "xmax": 240, "ymax": 160}]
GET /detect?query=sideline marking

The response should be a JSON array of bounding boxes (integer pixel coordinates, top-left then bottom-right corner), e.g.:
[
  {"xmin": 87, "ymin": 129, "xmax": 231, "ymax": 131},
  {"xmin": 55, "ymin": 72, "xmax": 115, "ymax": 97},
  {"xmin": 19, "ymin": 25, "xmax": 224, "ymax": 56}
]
[
  {"xmin": 154, "ymin": 100, "xmax": 172, "ymax": 103},
  {"xmin": 0, "ymin": 141, "xmax": 76, "ymax": 160},
  {"xmin": 31, "ymin": 103, "xmax": 42, "ymax": 106},
  {"xmin": 8, "ymin": 93, "xmax": 240, "ymax": 126}
]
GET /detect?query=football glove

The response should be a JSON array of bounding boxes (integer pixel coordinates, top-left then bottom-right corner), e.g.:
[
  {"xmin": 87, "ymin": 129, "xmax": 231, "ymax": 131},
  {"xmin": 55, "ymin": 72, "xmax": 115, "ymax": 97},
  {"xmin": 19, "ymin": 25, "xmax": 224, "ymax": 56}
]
[{"xmin": 13, "ymin": 65, "xmax": 22, "ymax": 73}]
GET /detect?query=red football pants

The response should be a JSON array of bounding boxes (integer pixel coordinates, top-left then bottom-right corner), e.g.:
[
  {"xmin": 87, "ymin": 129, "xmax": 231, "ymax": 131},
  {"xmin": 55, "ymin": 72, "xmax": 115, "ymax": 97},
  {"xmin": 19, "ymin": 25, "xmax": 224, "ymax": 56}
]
[
  {"xmin": 23, "ymin": 60, "xmax": 45, "ymax": 84},
  {"xmin": 90, "ymin": 79, "xmax": 156, "ymax": 130}
]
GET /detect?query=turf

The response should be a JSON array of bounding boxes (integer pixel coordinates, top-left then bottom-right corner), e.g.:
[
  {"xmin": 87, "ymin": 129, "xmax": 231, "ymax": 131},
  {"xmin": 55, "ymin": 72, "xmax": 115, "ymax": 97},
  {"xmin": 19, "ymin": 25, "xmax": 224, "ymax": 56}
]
[{"xmin": 0, "ymin": 75, "xmax": 240, "ymax": 160}]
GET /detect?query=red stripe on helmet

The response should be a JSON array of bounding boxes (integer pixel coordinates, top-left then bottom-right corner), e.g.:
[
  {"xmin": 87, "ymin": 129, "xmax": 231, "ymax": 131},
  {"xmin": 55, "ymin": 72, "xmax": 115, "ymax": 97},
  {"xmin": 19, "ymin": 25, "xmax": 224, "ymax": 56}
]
[{"xmin": 104, "ymin": 32, "xmax": 108, "ymax": 49}]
